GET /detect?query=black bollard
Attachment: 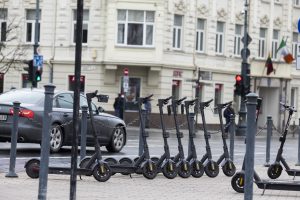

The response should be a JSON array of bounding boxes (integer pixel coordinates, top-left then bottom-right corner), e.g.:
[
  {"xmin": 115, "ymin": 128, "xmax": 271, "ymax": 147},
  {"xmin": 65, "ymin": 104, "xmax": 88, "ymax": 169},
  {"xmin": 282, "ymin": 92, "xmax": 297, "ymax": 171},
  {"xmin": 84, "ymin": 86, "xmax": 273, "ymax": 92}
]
[{"xmin": 5, "ymin": 101, "xmax": 21, "ymax": 178}]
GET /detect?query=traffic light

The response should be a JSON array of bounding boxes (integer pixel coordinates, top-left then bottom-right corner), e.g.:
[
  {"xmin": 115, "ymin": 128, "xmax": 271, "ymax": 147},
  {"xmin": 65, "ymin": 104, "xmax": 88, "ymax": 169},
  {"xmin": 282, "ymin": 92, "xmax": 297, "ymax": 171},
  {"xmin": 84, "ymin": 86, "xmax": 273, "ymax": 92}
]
[
  {"xmin": 23, "ymin": 60, "xmax": 34, "ymax": 82},
  {"xmin": 35, "ymin": 69, "xmax": 42, "ymax": 82},
  {"xmin": 234, "ymin": 74, "xmax": 243, "ymax": 96}
]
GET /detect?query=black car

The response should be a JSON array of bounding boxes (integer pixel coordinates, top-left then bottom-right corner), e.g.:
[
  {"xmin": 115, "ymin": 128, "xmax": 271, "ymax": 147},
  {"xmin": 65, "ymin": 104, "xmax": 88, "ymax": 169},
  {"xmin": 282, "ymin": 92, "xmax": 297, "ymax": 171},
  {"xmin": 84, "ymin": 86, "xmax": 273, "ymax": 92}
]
[{"xmin": 0, "ymin": 88, "xmax": 127, "ymax": 153}]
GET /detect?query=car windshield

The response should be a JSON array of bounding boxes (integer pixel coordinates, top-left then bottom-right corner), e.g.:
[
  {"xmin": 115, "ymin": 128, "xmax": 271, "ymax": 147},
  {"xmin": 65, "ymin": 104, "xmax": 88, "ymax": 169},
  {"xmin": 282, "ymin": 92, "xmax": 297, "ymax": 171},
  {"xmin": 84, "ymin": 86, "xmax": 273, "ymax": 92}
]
[{"xmin": 0, "ymin": 90, "xmax": 45, "ymax": 104}]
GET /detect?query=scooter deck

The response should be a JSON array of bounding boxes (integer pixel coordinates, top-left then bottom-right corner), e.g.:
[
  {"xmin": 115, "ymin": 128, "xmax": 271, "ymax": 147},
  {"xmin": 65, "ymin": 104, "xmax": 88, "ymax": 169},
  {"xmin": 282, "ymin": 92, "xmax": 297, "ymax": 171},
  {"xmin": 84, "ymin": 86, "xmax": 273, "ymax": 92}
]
[
  {"xmin": 286, "ymin": 169, "xmax": 300, "ymax": 176},
  {"xmin": 48, "ymin": 166, "xmax": 92, "ymax": 175},
  {"xmin": 255, "ymin": 180, "xmax": 300, "ymax": 191}
]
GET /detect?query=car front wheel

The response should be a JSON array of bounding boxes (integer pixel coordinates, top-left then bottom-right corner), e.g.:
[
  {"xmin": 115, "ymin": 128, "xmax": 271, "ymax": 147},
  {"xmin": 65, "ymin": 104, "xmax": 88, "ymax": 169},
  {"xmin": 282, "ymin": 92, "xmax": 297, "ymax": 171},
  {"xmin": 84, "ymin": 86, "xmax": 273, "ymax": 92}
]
[
  {"xmin": 106, "ymin": 126, "xmax": 125, "ymax": 153},
  {"xmin": 50, "ymin": 124, "xmax": 64, "ymax": 153}
]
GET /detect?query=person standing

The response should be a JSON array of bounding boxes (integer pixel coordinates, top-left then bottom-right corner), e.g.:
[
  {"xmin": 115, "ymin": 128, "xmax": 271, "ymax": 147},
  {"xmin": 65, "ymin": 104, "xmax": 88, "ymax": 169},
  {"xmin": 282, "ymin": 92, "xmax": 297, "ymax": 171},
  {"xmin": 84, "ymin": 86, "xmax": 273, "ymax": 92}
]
[
  {"xmin": 144, "ymin": 99, "xmax": 151, "ymax": 128},
  {"xmin": 223, "ymin": 104, "xmax": 235, "ymax": 134},
  {"xmin": 113, "ymin": 93, "xmax": 125, "ymax": 119}
]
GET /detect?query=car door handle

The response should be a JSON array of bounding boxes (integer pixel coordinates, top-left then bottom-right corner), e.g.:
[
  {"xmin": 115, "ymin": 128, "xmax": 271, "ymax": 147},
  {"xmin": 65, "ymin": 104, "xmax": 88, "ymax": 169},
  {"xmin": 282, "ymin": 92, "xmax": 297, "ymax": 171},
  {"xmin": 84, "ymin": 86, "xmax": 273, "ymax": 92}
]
[{"xmin": 63, "ymin": 113, "xmax": 69, "ymax": 117}]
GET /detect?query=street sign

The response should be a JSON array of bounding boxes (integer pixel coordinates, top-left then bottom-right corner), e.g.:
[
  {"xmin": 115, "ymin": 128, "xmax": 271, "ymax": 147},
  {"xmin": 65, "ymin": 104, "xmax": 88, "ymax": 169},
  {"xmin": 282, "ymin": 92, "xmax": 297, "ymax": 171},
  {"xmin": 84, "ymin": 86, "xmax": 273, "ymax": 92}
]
[
  {"xmin": 298, "ymin": 18, "xmax": 300, "ymax": 33},
  {"xmin": 33, "ymin": 54, "xmax": 43, "ymax": 68},
  {"xmin": 241, "ymin": 48, "xmax": 250, "ymax": 59},
  {"xmin": 123, "ymin": 76, "xmax": 129, "ymax": 92},
  {"xmin": 296, "ymin": 42, "xmax": 300, "ymax": 70}
]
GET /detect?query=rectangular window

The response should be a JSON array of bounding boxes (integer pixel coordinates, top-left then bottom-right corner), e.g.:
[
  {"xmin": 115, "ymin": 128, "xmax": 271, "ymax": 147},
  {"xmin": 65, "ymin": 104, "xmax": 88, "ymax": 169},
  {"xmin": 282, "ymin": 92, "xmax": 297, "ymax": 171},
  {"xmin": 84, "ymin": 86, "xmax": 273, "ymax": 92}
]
[
  {"xmin": 173, "ymin": 14, "xmax": 183, "ymax": 49},
  {"xmin": 0, "ymin": 73, "xmax": 3, "ymax": 93},
  {"xmin": 73, "ymin": 10, "xmax": 89, "ymax": 44},
  {"xmin": 172, "ymin": 80, "xmax": 181, "ymax": 100},
  {"xmin": 234, "ymin": 24, "xmax": 243, "ymax": 56},
  {"xmin": 117, "ymin": 10, "xmax": 154, "ymax": 47},
  {"xmin": 292, "ymin": 32, "xmax": 298, "ymax": 60},
  {"xmin": 258, "ymin": 28, "xmax": 267, "ymax": 58},
  {"xmin": 291, "ymin": 87, "xmax": 298, "ymax": 107},
  {"xmin": 196, "ymin": 18, "xmax": 205, "ymax": 52},
  {"xmin": 68, "ymin": 75, "xmax": 85, "ymax": 93},
  {"xmin": 215, "ymin": 21, "xmax": 225, "ymax": 54},
  {"xmin": 26, "ymin": 9, "xmax": 41, "ymax": 43},
  {"xmin": 121, "ymin": 77, "xmax": 141, "ymax": 110},
  {"xmin": 0, "ymin": 9, "xmax": 7, "ymax": 42},
  {"xmin": 214, "ymin": 84, "xmax": 223, "ymax": 114},
  {"xmin": 295, "ymin": 0, "xmax": 300, "ymax": 6},
  {"xmin": 271, "ymin": 30, "xmax": 279, "ymax": 59}
]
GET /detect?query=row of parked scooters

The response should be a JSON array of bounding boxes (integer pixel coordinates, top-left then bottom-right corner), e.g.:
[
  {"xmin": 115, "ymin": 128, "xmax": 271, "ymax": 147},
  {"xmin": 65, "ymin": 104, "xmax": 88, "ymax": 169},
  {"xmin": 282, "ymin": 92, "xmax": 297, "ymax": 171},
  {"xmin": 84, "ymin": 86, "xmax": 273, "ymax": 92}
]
[{"xmin": 25, "ymin": 92, "xmax": 236, "ymax": 182}]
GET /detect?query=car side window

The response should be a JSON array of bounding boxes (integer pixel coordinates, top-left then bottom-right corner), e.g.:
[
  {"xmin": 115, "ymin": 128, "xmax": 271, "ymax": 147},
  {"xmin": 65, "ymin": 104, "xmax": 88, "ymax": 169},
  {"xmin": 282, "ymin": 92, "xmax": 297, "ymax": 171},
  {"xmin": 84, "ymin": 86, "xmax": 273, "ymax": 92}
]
[{"xmin": 54, "ymin": 93, "xmax": 73, "ymax": 109}]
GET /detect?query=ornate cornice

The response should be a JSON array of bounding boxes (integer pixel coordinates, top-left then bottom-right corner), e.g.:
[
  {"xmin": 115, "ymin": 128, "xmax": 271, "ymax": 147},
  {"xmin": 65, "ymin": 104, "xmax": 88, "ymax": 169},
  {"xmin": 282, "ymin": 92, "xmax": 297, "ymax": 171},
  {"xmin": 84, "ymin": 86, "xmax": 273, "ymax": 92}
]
[
  {"xmin": 174, "ymin": 0, "xmax": 186, "ymax": 12},
  {"xmin": 217, "ymin": 8, "xmax": 227, "ymax": 21},
  {"xmin": 260, "ymin": 15, "xmax": 270, "ymax": 26},
  {"xmin": 197, "ymin": 4, "xmax": 209, "ymax": 16}
]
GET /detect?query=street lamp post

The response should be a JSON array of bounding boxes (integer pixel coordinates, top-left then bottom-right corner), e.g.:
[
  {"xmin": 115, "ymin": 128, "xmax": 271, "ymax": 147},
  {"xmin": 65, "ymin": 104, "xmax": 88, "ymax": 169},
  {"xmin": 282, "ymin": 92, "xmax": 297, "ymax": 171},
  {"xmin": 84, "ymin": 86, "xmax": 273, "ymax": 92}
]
[{"xmin": 236, "ymin": 0, "xmax": 251, "ymax": 136}]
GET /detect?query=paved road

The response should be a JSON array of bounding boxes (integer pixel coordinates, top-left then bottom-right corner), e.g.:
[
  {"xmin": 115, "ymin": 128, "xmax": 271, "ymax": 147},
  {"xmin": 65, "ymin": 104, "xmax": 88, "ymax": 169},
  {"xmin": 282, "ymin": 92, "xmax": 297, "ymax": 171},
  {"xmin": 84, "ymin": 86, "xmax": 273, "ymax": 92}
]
[{"xmin": 0, "ymin": 127, "xmax": 300, "ymax": 199}]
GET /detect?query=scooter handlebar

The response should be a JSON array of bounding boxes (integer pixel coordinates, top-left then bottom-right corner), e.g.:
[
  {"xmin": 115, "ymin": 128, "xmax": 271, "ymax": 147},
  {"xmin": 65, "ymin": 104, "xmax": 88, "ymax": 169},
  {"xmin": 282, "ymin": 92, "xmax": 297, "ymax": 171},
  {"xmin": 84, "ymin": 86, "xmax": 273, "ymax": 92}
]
[
  {"xmin": 162, "ymin": 96, "xmax": 173, "ymax": 105},
  {"xmin": 175, "ymin": 96, "xmax": 187, "ymax": 105},
  {"xmin": 141, "ymin": 94, "xmax": 154, "ymax": 103},
  {"xmin": 280, "ymin": 102, "xmax": 297, "ymax": 112},
  {"xmin": 200, "ymin": 99, "xmax": 213, "ymax": 108},
  {"xmin": 86, "ymin": 90, "xmax": 98, "ymax": 100},
  {"xmin": 215, "ymin": 101, "xmax": 232, "ymax": 109}
]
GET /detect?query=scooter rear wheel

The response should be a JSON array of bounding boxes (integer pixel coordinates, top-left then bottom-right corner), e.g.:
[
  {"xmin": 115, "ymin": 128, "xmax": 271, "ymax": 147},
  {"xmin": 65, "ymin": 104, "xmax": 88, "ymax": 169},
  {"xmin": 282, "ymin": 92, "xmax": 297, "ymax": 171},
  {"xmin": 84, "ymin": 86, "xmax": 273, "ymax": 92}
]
[
  {"xmin": 104, "ymin": 157, "xmax": 118, "ymax": 175},
  {"xmin": 231, "ymin": 172, "xmax": 245, "ymax": 193},
  {"xmin": 267, "ymin": 163, "xmax": 283, "ymax": 179},
  {"xmin": 79, "ymin": 157, "xmax": 93, "ymax": 176},
  {"xmin": 25, "ymin": 159, "xmax": 40, "ymax": 179},
  {"xmin": 222, "ymin": 160, "xmax": 236, "ymax": 177},
  {"xmin": 119, "ymin": 157, "xmax": 133, "ymax": 175},
  {"xmin": 162, "ymin": 160, "xmax": 177, "ymax": 179},
  {"xmin": 190, "ymin": 159, "xmax": 204, "ymax": 178},
  {"xmin": 92, "ymin": 162, "xmax": 111, "ymax": 182},
  {"xmin": 142, "ymin": 160, "xmax": 158, "ymax": 179},
  {"xmin": 204, "ymin": 160, "xmax": 219, "ymax": 178},
  {"xmin": 177, "ymin": 160, "xmax": 191, "ymax": 178}
]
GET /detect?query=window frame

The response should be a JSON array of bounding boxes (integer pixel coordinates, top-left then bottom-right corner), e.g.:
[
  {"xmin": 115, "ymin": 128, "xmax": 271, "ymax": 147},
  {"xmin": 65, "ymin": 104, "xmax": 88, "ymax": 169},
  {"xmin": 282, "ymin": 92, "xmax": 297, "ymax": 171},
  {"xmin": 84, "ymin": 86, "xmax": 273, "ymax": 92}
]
[
  {"xmin": 196, "ymin": 18, "xmax": 205, "ymax": 53},
  {"xmin": 258, "ymin": 28, "xmax": 267, "ymax": 58},
  {"xmin": 0, "ymin": 8, "xmax": 7, "ymax": 42},
  {"xmin": 116, "ymin": 9, "xmax": 155, "ymax": 47},
  {"xmin": 215, "ymin": 21, "xmax": 225, "ymax": 55},
  {"xmin": 234, "ymin": 24, "xmax": 243, "ymax": 56},
  {"xmin": 25, "ymin": 9, "xmax": 41, "ymax": 44},
  {"xmin": 295, "ymin": 0, "xmax": 300, "ymax": 6},
  {"xmin": 292, "ymin": 32, "xmax": 298, "ymax": 60},
  {"xmin": 271, "ymin": 30, "xmax": 279, "ymax": 60},
  {"xmin": 72, "ymin": 9, "xmax": 89, "ymax": 45},
  {"xmin": 172, "ymin": 14, "xmax": 183, "ymax": 50}
]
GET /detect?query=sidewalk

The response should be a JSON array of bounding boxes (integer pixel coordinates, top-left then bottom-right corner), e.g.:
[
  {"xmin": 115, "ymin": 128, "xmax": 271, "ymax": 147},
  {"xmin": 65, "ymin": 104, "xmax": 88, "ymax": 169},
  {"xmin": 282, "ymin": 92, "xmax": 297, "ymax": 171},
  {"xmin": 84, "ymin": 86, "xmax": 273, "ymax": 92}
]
[{"xmin": 1, "ymin": 165, "xmax": 300, "ymax": 200}]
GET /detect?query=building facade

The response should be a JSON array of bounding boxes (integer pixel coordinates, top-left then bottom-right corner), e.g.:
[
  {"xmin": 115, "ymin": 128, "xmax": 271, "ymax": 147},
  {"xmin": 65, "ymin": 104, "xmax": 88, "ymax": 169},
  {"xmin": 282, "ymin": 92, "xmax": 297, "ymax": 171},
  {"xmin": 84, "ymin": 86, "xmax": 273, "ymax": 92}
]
[{"xmin": 0, "ymin": 0, "xmax": 300, "ymax": 128}]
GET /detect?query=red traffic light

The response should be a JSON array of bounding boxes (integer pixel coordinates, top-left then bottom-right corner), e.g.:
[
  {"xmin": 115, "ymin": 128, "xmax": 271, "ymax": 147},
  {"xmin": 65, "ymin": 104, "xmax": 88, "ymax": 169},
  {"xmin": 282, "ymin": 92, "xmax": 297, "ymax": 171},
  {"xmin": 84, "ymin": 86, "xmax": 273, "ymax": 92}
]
[
  {"xmin": 235, "ymin": 75, "xmax": 242, "ymax": 82},
  {"xmin": 123, "ymin": 68, "xmax": 129, "ymax": 76}
]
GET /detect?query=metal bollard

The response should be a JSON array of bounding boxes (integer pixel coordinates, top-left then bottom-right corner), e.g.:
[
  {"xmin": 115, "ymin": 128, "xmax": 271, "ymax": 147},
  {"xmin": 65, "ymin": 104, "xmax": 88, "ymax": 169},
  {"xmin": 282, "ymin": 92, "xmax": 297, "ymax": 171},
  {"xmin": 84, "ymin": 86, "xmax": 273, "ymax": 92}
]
[
  {"xmin": 5, "ymin": 101, "xmax": 21, "ymax": 178},
  {"xmin": 296, "ymin": 118, "xmax": 300, "ymax": 166},
  {"xmin": 229, "ymin": 114, "xmax": 235, "ymax": 161},
  {"xmin": 244, "ymin": 93, "xmax": 258, "ymax": 200},
  {"xmin": 139, "ymin": 109, "xmax": 147, "ymax": 156},
  {"xmin": 264, "ymin": 116, "xmax": 272, "ymax": 167},
  {"xmin": 188, "ymin": 113, "xmax": 195, "ymax": 156},
  {"xmin": 38, "ymin": 84, "xmax": 56, "ymax": 200},
  {"xmin": 80, "ymin": 105, "xmax": 88, "ymax": 161}
]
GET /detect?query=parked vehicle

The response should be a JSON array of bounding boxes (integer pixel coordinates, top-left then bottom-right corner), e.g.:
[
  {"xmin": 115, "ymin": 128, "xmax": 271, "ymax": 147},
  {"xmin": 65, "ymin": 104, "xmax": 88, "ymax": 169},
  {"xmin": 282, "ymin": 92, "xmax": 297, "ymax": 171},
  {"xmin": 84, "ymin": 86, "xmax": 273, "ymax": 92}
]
[{"xmin": 0, "ymin": 88, "xmax": 127, "ymax": 153}]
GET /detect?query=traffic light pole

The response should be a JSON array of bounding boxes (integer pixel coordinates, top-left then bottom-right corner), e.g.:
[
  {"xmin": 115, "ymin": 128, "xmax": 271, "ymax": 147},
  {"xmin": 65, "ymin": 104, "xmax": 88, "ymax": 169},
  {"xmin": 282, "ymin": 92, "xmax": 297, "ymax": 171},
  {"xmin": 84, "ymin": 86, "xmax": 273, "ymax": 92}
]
[
  {"xmin": 236, "ymin": 0, "xmax": 251, "ymax": 136},
  {"xmin": 32, "ymin": 0, "xmax": 40, "ymax": 88}
]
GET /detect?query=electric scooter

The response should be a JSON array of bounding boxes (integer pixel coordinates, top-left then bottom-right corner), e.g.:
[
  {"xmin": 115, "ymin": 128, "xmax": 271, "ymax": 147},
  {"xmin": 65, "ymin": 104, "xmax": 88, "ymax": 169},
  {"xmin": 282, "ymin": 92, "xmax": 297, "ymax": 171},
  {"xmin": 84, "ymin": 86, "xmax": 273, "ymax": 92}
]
[
  {"xmin": 25, "ymin": 90, "xmax": 112, "ymax": 182},
  {"xmin": 267, "ymin": 102, "xmax": 300, "ymax": 179},
  {"xmin": 172, "ymin": 97, "xmax": 192, "ymax": 178},
  {"xmin": 231, "ymin": 102, "xmax": 300, "ymax": 194},
  {"xmin": 199, "ymin": 99, "xmax": 220, "ymax": 177},
  {"xmin": 103, "ymin": 95, "xmax": 158, "ymax": 179},
  {"xmin": 184, "ymin": 99, "xmax": 205, "ymax": 178},
  {"xmin": 215, "ymin": 101, "xmax": 236, "ymax": 177},
  {"xmin": 154, "ymin": 96, "xmax": 178, "ymax": 179}
]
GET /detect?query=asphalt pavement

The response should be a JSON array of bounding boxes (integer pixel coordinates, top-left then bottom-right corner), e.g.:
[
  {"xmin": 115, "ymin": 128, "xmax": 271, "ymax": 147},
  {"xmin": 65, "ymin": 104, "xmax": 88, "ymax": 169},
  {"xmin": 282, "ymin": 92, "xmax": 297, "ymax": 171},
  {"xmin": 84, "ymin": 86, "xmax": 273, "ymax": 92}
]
[{"xmin": 1, "ymin": 127, "xmax": 300, "ymax": 200}]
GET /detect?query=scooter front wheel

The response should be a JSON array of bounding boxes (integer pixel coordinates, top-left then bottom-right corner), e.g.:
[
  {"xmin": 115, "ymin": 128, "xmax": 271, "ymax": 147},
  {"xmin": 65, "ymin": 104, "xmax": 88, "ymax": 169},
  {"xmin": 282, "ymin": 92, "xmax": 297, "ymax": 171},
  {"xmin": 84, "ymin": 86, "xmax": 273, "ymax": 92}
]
[
  {"xmin": 177, "ymin": 160, "xmax": 191, "ymax": 178},
  {"xmin": 204, "ymin": 160, "xmax": 219, "ymax": 178},
  {"xmin": 162, "ymin": 160, "xmax": 177, "ymax": 179},
  {"xmin": 25, "ymin": 159, "xmax": 40, "ymax": 179},
  {"xmin": 267, "ymin": 163, "xmax": 283, "ymax": 179},
  {"xmin": 231, "ymin": 172, "xmax": 245, "ymax": 193},
  {"xmin": 222, "ymin": 160, "xmax": 236, "ymax": 177},
  {"xmin": 190, "ymin": 159, "xmax": 204, "ymax": 178},
  {"xmin": 104, "ymin": 157, "xmax": 118, "ymax": 175},
  {"xmin": 142, "ymin": 160, "xmax": 158, "ymax": 179},
  {"xmin": 92, "ymin": 162, "xmax": 111, "ymax": 182},
  {"xmin": 79, "ymin": 157, "xmax": 93, "ymax": 176}
]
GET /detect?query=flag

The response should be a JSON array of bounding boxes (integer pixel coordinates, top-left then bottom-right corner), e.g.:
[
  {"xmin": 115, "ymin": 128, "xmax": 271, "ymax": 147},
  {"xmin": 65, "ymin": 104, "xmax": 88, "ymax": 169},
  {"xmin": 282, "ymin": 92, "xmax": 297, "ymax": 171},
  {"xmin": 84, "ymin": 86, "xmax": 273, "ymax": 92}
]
[
  {"xmin": 265, "ymin": 54, "xmax": 274, "ymax": 75},
  {"xmin": 276, "ymin": 38, "xmax": 294, "ymax": 64}
]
